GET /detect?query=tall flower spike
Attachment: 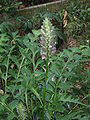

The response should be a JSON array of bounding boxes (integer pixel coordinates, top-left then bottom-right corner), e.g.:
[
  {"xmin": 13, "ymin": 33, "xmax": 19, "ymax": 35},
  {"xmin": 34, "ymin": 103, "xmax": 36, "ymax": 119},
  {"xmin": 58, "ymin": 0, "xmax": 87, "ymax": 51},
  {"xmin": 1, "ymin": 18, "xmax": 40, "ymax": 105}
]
[{"xmin": 40, "ymin": 17, "xmax": 56, "ymax": 60}]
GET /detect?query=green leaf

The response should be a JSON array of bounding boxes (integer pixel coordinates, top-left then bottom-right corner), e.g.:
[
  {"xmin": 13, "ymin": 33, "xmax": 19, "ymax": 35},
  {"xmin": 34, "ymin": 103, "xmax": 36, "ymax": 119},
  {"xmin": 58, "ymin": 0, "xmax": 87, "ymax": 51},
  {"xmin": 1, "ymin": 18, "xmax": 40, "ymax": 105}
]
[
  {"xmin": 35, "ymin": 59, "xmax": 43, "ymax": 70},
  {"xmin": 60, "ymin": 82, "xmax": 71, "ymax": 91},
  {"xmin": 0, "ymin": 95, "xmax": 9, "ymax": 103},
  {"xmin": 0, "ymin": 104, "xmax": 4, "ymax": 111},
  {"xmin": 7, "ymin": 113, "xmax": 15, "ymax": 120},
  {"xmin": 55, "ymin": 110, "xmax": 82, "ymax": 120},
  {"xmin": 59, "ymin": 94, "xmax": 86, "ymax": 106},
  {"xmin": 0, "ymin": 48, "xmax": 6, "ymax": 53},
  {"xmin": 79, "ymin": 116, "xmax": 89, "ymax": 120},
  {"xmin": 46, "ymin": 110, "xmax": 51, "ymax": 120},
  {"xmin": 32, "ymin": 29, "xmax": 40, "ymax": 38},
  {"xmin": 28, "ymin": 83, "xmax": 42, "ymax": 105},
  {"xmin": 9, "ymin": 100, "xmax": 18, "ymax": 110},
  {"xmin": 10, "ymin": 55, "xmax": 19, "ymax": 68}
]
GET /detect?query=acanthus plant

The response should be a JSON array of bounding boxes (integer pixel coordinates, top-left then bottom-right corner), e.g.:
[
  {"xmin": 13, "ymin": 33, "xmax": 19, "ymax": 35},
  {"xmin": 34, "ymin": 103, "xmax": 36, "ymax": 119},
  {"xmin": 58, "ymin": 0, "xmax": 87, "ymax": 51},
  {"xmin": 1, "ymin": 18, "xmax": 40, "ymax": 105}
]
[
  {"xmin": 0, "ymin": 17, "xmax": 90, "ymax": 120},
  {"xmin": 40, "ymin": 17, "xmax": 56, "ymax": 60},
  {"xmin": 40, "ymin": 17, "xmax": 56, "ymax": 119}
]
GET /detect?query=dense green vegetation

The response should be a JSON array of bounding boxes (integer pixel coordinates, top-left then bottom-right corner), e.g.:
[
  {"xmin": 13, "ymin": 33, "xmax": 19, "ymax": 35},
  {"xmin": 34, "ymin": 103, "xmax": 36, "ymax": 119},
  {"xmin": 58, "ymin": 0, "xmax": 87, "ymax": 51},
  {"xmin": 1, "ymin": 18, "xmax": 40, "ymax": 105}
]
[{"xmin": 0, "ymin": 0, "xmax": 90, "ymax": 120}]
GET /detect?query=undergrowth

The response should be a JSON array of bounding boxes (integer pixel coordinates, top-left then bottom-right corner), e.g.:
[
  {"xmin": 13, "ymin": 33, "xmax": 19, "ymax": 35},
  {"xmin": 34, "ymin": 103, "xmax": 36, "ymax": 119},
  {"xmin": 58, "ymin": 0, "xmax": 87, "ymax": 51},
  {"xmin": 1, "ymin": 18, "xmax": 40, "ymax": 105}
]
[
  {"xmin": 0, "ymin": 18, "xmax": 90, "ymax": 120},
  {"xmin": 0, "ymin": 0, "xmax": 90, "ymax": 120}
]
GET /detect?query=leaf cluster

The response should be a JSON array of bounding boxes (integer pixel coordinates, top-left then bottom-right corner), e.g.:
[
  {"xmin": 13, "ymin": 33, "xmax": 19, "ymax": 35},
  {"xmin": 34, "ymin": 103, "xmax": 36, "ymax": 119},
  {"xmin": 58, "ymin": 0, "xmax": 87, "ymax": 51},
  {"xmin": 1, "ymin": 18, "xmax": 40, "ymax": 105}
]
[{"xmin": 0, "ymin": 25, "xmax": 90, "ymax": 119}]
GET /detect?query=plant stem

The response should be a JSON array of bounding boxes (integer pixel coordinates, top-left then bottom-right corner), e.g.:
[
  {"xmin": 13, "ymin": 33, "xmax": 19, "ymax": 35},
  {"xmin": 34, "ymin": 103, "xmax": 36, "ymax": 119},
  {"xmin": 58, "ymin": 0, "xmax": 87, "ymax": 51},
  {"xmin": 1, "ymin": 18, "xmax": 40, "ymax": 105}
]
[
  {"xmin": 42, "ymin": 52, "xmax": 49, "ymax": 120},
  {"xmin": 13, "ymin": 48, "xmax": 29, "ymax": 95},
  {"xmin": 18, "ymin": 57, "xmax": 25, "ymax": 78},
  {"xmin": 25, "ymin": 90, "xmax": 30, "ymax": 113},
  {"xmin": 5, "ymin": 46, "xmax": 15, "ymax": 94},
  {"xmin": 17, "ymin": 48, "xmax": 29, "ymax": 79}
]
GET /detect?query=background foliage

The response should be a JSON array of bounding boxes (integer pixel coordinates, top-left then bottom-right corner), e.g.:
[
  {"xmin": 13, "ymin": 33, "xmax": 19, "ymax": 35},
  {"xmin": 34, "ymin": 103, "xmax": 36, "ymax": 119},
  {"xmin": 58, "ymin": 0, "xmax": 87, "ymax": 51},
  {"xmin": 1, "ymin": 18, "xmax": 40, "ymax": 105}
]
[{"xmin": 0, "ymin": 0, "xmax": 90, "ymax": 120}]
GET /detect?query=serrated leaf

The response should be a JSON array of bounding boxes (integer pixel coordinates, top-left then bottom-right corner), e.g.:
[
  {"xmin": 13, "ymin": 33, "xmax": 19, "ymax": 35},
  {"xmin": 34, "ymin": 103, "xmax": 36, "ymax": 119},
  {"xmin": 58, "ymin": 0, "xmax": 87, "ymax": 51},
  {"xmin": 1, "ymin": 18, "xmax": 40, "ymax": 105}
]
[
  {"xmin": 7, "ymin": 113, "xmax": 15, "ymax": 120},
  {"xmin": 10, "ymin": 55, "xmax": 19, "ymax": 68},
  {"xmin": 28, "ymin": 83, "xmax": 42, "ymax": 105},
  {"xmin": 9, "ymin": 100, "xmax": 18, "ymax": 110},
  {"xmin": 59, "ymin": 94, "xmax": 86, "ymax": 106}
]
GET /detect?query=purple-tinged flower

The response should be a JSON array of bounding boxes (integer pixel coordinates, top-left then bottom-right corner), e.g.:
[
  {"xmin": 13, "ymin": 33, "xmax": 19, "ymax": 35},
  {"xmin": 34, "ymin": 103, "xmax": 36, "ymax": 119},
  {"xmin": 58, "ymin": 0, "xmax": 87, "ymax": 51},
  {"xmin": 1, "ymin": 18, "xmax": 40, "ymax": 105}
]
[{"xmin": 40, "ymin": 17, "xmax": 56, "ymax": 60}]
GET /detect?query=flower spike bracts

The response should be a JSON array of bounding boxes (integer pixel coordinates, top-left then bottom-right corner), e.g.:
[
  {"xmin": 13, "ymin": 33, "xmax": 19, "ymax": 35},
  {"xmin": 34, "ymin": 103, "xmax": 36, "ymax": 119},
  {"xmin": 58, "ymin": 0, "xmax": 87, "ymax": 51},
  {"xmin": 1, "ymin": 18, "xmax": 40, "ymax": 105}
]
[{"xmin": 40, "ymin": 17, "xmax": 56, "ymax": 60}]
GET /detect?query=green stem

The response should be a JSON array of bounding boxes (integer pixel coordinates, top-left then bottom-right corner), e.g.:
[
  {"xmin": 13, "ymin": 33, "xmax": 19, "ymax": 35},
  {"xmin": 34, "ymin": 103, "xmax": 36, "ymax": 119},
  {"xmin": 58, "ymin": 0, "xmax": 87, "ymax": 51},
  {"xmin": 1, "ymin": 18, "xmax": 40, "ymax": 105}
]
[
  {"xmin": 17, "ymin": 56, "xmax": 25, "ymax": 79},
  {"xmin": 5, "ymin": 46, "xmax": 15, "ymax": 94},
  {"xmin": 42, "ymin": 52, "xmax": 49, "ymax": 120},
  {"xmin": 55, "ymin": 59, "xmax": 70, "ymax": 91},
  {"xmin": 13, "ymin": 48, "xmax": 29, "ymax": 96},
  {"xmin": 32, "ymin": 52, "xmax": 36, "ymax": 88},
  {"xmin": 17, "ymin": 48, "xmax": 29, "ymax": 79},
  {"xmin": 54, "ymin": 59, "xmax": 70, "ymax": 110},
  {"xmin": 25, "ymin": 90, "xmax": 30, "ymax": 113}
]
